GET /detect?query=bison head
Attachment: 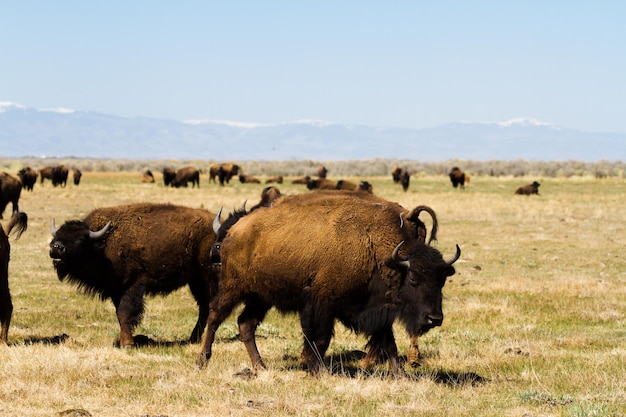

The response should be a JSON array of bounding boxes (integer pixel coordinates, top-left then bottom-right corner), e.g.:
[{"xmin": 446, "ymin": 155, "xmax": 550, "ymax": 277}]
[
  {"xmin": 49, "ymin": 219, "xmax": 111, "ymax": 281},
  {"xmin": 390, "ymin": 241, "xmax": 460, "ymax": 336}
]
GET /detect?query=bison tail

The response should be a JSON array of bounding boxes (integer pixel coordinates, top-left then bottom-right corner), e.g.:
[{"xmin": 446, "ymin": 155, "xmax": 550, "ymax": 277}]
[{"xmin": 5, "ymin": 211, "xmax": 27, "ymax": 240}]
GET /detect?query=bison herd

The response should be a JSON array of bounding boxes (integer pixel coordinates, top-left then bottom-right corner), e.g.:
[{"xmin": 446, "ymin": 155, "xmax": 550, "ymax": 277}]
[{"xmin": 0, "ymin": 161, "xmax": 545, "ymax": 377}]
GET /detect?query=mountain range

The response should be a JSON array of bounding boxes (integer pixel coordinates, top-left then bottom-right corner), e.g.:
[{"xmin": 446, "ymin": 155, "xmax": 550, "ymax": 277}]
[{"xmin": 1, "ymin": 102, "xmax": 624, "ymax": 161}]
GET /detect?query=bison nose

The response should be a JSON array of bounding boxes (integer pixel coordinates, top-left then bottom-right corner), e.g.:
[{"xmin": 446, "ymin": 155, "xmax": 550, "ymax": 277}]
[
  {"xmin": 426, "ymin": 313, "xmax": 443, "ymax": 327},
  {"xmin": 50, "ymin": 242, "xmax": 66, "ymax": 256}
]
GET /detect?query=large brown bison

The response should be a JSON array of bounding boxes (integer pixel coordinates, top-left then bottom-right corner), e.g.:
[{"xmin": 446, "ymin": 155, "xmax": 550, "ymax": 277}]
[
  {"xmin": 515, "ymin": 181, "xmax": 541, "ymax": 195},
  {"xmin": 0, "ymin": 173, "xmax": 22, "ymax": 219},
  {"xmin": 197, "ymin": 191, "xmax": 459, "ymax": 376},
  {"xmin": 449, "ymin": 167, "xmax": 469, "ymax": 189},
  {"xmin": 52, "ymin": 165, "xmax": 69, "ymax": 187},
  {"xmin": 49, "ymin": 203, "xmax": 219, "ymax": 347},
  {"xmin": 172, "ymin": 166, "xmax": 200, "ymax": 188},
  {"xmin": 209, "ymin": 163, "xmax": 240, "ymax": 186},
  {"xmin": 291, "ymin": 175, "xmax": 310, "ymax": 185},
  {"xmin": 73, "ymin": 169, "xmax": 82, "ymax": 186},
  {"xmin": 0, "ymin": 212, "xmax": 28, "ymax": 344},
  {"xmin": 18, "ymin": 167, "xmax": 37, "ymax": 192}
]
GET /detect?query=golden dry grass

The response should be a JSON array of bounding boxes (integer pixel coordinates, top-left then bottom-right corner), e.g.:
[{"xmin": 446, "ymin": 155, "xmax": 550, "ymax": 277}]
[{"xmin": 1, "ymin": 171, "xmax": 625, "ymax": 417}]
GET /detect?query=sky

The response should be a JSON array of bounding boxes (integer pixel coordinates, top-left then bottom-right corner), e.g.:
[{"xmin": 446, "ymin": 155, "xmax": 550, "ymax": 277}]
[{"xmin": 2, "ymin": 1, "xmax": 625, "ymax": 133}]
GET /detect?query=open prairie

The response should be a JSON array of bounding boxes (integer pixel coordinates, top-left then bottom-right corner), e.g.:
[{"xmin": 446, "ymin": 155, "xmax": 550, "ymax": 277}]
[{"xmin": 1, "ymin": 171, "xmax": 625, "ymax": 417}]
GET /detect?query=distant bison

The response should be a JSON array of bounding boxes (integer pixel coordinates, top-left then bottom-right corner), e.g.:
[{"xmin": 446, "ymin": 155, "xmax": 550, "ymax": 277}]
[
  {"xmin": 306, "ymin": 177, "xmax": 337, "ymax": 190},
  {"xmin": 317, "ymin": 165, "xmax": 328, "ymax": 178},
  {"xmin": 265, "ymin": 176, "xmax": 283, "ymax": 184},
  {"xmin": 0, "ymin": 212, "xmax": 28, "ymax": 344},
  {"xmin": 515, "ymin": 181, "xmax": 541, "ymax": 195},
  {"xmin": 209, "ymin": 163, "xmax": 240, "ymax": 186},
  {"xmin": 49, "ymin": 203, "xmax": 219, "ymax": 347},
  {"xmin": 141, "ymin": 170, "xmax": 155, "ymax": 183},
  {"xmin": 391, "ymin": 166, "xmax": 402, "ymax": 183},
  {"xmin": 449, "ymin": 167, "xmax": 469, "ymax": 189},
  {"xmin": 399, "ymin": 169, "xmax": 410, "ymax": 192},
  {"xmin": 18, "ymin": 167, "xmax": 37, "ymax": 192},
  {"xmin": 162, "ymin": 168, "xmax": 176, "ymax": 187},
  {"xmin": 197, "ymin": 191, "xmax": 459, "ymax": 376},
  {"xmin": 52, "ymin": 165, "xmax": 69, "ymax": 187},
  {"xmin": 173, "ymin": 166, "xmax": 200, "ymax": 188},
  {"xmin": 336, "ymin": 180, "xmax": 373, "ymax": 194},
  {"xmin": 291, "ymin": 176, "xmax": 310, "ymax": 185},
  {"xmin": 73, "ymin": 169, "xmax": 82, "ymax": 186},
  {"xmin": 239, "ymin": 175, "xmax": 261, "ymax": 184},
  {"xmin": 0, "ymin": 173, "xmax": 22, "ymax": 219}
]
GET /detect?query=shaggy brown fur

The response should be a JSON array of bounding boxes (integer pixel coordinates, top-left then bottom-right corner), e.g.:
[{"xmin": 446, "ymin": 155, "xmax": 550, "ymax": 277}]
[
  {"xmin": 0, "ymin": 212, "xmax": 28, "ymax": 344},
  {"xmin": 449, "ymin": 167, "xmax": 469, "ymax": 189},
  {"xmin": 0, "ymin": 173, "xmax": 22, "ymax": 219},
  {"xmin": 172, "ymin": 166, "xmax": 200, "ymax": 188},
  {"xmin": 18, "ymin": 167, "xmax": 37, "ymax": 191},
  {"xmin": 50, "ymin": 203, "xmax": 218, "ymax": 347},
  {"xmin": 209, "ymin": 163, "xmax": 240, "ymax": 185},
  {"xmin": 197, "ymin": 191, "xmax": 459, "ymax": 376},
  {"xmin": 515, "ymin": 181, "xmax": 541, "ymax": 195}
]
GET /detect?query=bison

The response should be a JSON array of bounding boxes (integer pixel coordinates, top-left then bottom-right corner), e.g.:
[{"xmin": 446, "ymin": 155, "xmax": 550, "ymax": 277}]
[
  {"xmin": 39, "ymin": 166, "xmax": 55, "ymax": 185},
  {"xmin": 449, "ymin": 167, "xmax": 469, "ymax": 189},
  {"xmin": 73, "ymin": 169, "xmax": 82, "ymax": 186},
  {"xmin": 291, "ymin": 175, "xmax": 310, "ymax": 185},
  {"xmin": 317, "ymin": 165, "xmax": 328, "ymax": 178},
  {"xmin": 0, "ymin": 173, "xmax": 22, "ymax": 219},
  {"xmin": 197, "ymin": 190, "xmax": 459, "ymax": 376},
  {"xmin": 141, "ymin": 170, "xmax": 155, "ymax": 183},
  {"xmin": 238, "ymin": 174, "xmax": 261, "ymax": 184},
  {"xmin": 306, "ymin": 177, "xmax": 337, "ymax": 190},
  {"xmin": 49, "ymin": 203, "xmax": 219, "ymax": 347},
  {"xmin": 265, "ymin": 176, "xmax": 283, "ymax": 184},
  {"xmin": 399, "ymin": 169, "xmax": 410, "ymax": 192},
  {"xmin": 0, "ymin": 212, "xmax": 28, "ymax": 344},
  {"xmin": 171, "ymin": 166, "xmax": 200, "ymax": 188},
  {"xmin": 18, "ymin": 167, "xmax": 37, "ymax": 192},
  {"xmin": 391, "ymin": 166, "xmax": 402, "ymax": 183},
  {"xmin": 162, "ymin": 168, "xmax": 176, "ymax": 187},
  {"xmin": 209, "ymin": 163, "xmax": 240, "ymax": 186},
  {"xmin": 52, "ymin": 165, "xmax": 69, "ymax": 187},
  {"xmin": 336, "ymin": 180, "xmax": 374, "ymax": 194},
  {"xmin": 515, "ymin": 181, "xmax": 541, "ymax": 195}
]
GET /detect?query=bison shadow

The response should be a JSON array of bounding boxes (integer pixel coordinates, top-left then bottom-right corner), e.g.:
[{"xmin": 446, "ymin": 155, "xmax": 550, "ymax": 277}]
[
  {"xmin": 281, "ymin": 349, "xmax": 486, "ymax": 385},
  {"xmin": 19, "ymin": 333, "xmax": 70, "ymax": 346}
]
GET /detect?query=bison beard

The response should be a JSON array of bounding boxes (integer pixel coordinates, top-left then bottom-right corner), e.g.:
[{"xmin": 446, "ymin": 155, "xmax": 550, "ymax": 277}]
[
  {"xmin": 197, "ymin": 190, "xmax": 459, "ymax": 376},
  {"xmin": 49, "ymin": 203, "xmax": 218, "ymax": 347},
  {"xmin": 0, "ymin": 212, "xmax": 27, "ymax": 344}
]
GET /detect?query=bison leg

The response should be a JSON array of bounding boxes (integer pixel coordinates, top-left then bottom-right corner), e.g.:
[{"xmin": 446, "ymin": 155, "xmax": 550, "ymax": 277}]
[
  {"xmin": 187, "ymin": 279, "xmax": 213, "ymax": 344},
  {"xmin": 362, "ymin": 327, "xmax": 406, "ymax": 377},
  {"xmin": 112, "ymin": 284, "xmax": 146, "ymax": 348},
  {"xmin": 0, "ymin": 281, "xmax": 12, "ymax": 344},
  {"xmin": 237, "ymin": 298, "xmax": 270, "ymax": 371},
  {"xmin": 196, "ymin": 295, "xmax": 241, "ymax": 369},
  {"xmin": 298, "ymin": 303, "xmax": 335, "ymax": 374},
  {"xmin": 407, "ymin": 335, "xmax": 420, "ymax": 367}
]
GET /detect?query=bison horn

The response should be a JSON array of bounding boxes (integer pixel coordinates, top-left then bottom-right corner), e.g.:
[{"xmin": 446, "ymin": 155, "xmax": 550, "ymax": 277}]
[
  {"xmin": 392, "ymin": 241, "xmax": 410, "ymax": 268},
  {"xmin": 446, "ymin": 244, "xmax": 462, "ymax": 265},
  {"xmin": 89, "ymin": 221, "xmax": 111, "ymax": 240},
  {"xmin": 213, "ymin": 207, "xmax": 223, "ymax": 234},
  {"xmin": 50, "ymin": 218, "xmax": 57, "ymax": 237}
]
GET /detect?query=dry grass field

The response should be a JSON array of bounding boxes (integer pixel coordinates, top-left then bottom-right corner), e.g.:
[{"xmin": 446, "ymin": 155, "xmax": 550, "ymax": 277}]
[{"xmin": 0, "ymin": 170, "xmax": 624, "ymax": 416}]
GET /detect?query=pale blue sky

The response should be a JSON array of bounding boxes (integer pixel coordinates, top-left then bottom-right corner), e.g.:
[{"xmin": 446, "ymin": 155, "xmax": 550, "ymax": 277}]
[{"xmin": 2, "ymin": 1, "xmax": 625, "ymax": 132}]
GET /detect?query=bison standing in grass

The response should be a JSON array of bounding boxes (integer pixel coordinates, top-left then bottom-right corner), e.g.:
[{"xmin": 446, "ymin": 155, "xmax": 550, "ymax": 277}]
[
  {"xmin": 18, "ymin": 167, "xmax": 37, "ymax": 192},
  {"xmin": 0, "ymin": 212, "xmax": 28, "ymax": 344},
  {"xmin": 197, "ymin": 190, "xmax": 459, "ymax": 376},
  {"xmin": 49, "ymin": 203, "xmax": 218, "ymax": 347}
]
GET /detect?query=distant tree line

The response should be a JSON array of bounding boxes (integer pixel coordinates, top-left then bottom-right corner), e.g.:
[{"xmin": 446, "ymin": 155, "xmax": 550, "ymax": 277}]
[{"xmin": 1, "ymin": 157, "xmax": 624, "ymax": 178}]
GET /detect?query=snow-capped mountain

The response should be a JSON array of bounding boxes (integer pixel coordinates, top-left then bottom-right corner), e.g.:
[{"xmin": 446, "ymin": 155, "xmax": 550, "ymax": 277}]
[{"xmin": 1, "ymin": 102, "xmax": 623, "ymax": 161}]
